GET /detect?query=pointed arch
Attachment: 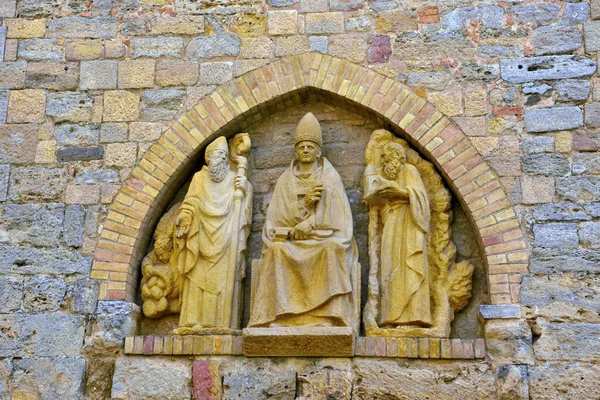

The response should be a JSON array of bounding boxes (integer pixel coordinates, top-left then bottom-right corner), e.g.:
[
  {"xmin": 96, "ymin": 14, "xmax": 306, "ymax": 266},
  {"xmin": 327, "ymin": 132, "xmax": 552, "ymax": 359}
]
[{"xmin": 91, "ymin": 53, "xmax": 527, "ymax": 306}]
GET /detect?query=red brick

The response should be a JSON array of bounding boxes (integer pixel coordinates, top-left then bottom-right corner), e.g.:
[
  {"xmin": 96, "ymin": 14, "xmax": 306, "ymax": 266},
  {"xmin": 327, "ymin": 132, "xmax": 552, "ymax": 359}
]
[
  {"xmin": 193, "ymin": 360, "xmax": 217, "ymax": 400},
  {"xmin": 493, "ymin": 106, "xmax": 523, "ymax": 116},
  {"xmin": 418, "ymin": 6, "xmax": 440, "ymax": 24}
]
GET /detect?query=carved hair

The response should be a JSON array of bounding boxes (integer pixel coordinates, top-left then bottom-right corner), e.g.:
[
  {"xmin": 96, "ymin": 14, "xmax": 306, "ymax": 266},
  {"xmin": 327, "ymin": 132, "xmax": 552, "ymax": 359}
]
[{"xmin": 382, "ymin": 142, "xmax": 406, "ymax": 163}]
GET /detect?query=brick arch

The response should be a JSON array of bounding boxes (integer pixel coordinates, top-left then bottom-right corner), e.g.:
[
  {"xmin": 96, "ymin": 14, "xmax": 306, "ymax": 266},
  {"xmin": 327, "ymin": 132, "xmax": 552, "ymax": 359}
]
[{"xmin": 92, "ymin": 52, "xmax": 527, "ymax": 306}]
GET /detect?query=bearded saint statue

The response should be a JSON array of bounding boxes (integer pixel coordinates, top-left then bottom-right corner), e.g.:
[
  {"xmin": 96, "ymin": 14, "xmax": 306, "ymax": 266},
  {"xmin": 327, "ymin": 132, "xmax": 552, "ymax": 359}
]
[
  {"xmin": 248, "ymin": 112, "xmax": 360, "ymax": 331},
  {"xmin": 364, "ymin": 141, "xmax": 432, "ymax": 327}
]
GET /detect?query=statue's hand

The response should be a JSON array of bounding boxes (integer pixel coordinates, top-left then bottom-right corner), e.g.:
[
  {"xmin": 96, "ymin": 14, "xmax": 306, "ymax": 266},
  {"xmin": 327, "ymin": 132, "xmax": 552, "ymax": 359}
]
[
  {"xmin": 291, "ymin": 219, "xmax": 313, "ymax": 240},
  {"xmin": 175, "ymin": 213, "xmax": 192, "ymax": 238},
  {"xmin": 304, "ymin": 184, "xmax": 325, "ymax": 208},
  {"xmin": 234, "ymin": 174, "xmax": 248, "ymax": 195}
]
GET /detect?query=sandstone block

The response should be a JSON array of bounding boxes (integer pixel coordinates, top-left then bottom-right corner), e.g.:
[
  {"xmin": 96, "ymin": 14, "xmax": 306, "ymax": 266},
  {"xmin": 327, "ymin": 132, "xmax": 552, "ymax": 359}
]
[
  {"xmin": 46, "ymin": 92, "xmax": 93, "ymax": 123},
  {"xmin": 150, "ymin": 15, "xmax": 205, "ymax": 35},
  {"xmin": 585, "ymin": 102, "xmax": 600, "ymax": 127},
  {"xmin": 18, "ymin": 38, "xmax": 62, "ymax": 61},
  {"xmin": 64, "ymin": 204, "xmax": 85, "ymax": 247},
  {"xmin": 11, "ymin": 358, "xmax": 86, "ymax": 400},
  {"xmin": 0, "ymin": 164, "xmax": 8, "ymax": 201},
  {"xmin": 298, "ymin": 367, "xmax": 353, "ymax": 399},
  {"xmin": 0, "ymin": 275, "xmax": 23, "ymax": 312},
  {"xmin": 155, "ymin": 60, "xmax": 198, "ymax": 86},
  {"xmin": 240, "ymin": 37, "xmax": 274, "ymax": 59},
  {"xmin": 427, "ymin": 91, "xmax": 463, "ymax": 116},
  {"xmin": 557, "ymin": 176, "xmax": 600, "ymax": 201},
  {"xmin": 105, "ymin": 39, "xmax": 126, "ymax": 59},
  {"xmin": 34, "ymin": 140, "xmax": 56, "ymax": 163},
  {"xmin": 305, "ymin": 12, "xmax": 344, "ymax": 34},
  {"xmin": 0, "ymin": 314, "xmax": 85, "ymax": 357},
  {"xmin": 580, "ymin": 221, "xmax": 600, "ymax": 249},
  {"xmin": 57, "ymin": 146, "xmax": 105, "ymax": 162},
  {"xmin": 464, "ymin": 89, "xmax": 487, "ymax": 116},
  {"xmin": 522, "ymin": 153, "xmax": 569, "ymax": 176},
  {"xmin": 71, "ymin": 277, "xmax": 100, "ymax": 314},
  {"xmin": 530, "ymin": 363, "xmax": 600, "ymax": 399},
  {"xmin": 331, "ymin": 0, "xmax": 364, "ymax": 11},
  {"xmin": 140, "ymin": 89, "xmax": 185, "ymax": 121},
  {"xmin": 0, "ymin": 124, "xmax": 37, "ymax": 164},
  {"xmin": 65, "ymin": 39, "xmax": 103, "ymax": 61},
  {"xmin": 129, "ymin": 122, "xmax": 161, "ymax": 142},
  {"xmin": 563, "ymin": 2, "xmax": 589, "ymax": 25},
  {"xmin": 484, "ymin": 320, "xmax": 534, "ymax": 365},
  {"xmin": 375, "ymin": 11, "xmax": 417, "ymax": 32},
  {"xmin": 7, "ymin": 89, "xmax": 45, "ymax": 123},
  {"xmin": 300, "ymin": 0, "xmax": 327, "ymax": 12},
  {"xmin": 118, "ymin": 60, "xmax": 155, "ymax": 89},
  {"xmin": 442, "ymin": 6, "xmax": 503, "ymax": 32},
  {"xmin": 17, "ymin": 0, "xmax": 56, "ymax": 17},
  {"xmin": 186, "ymin": 35, "xmax": 240, "ymax": 59},
  {"xmin": 65, "ymin": 184, "xmax": 101, "ymax": 204},
  {"xmin": 94, "ymin": 301, "xmax": 141, "ymax": 345},
  {"xmin": 8, "ymin": 166, "xmax": 67, "ymax": 201},
  {"xmin": 533, "ymin": 222, "xmax": 578, "ymax": 249},
  {"xmin": 80, "ymin": 60, "xmax": 118, "ymax": 90},
  {"xmin": 328, "ymin": 34, "xmax": 368, "ymax": 63},
  {"xmin": 511, "ymin": 4, "xmax": 559, "ymax": 25},
  {"xmin": 0, "ymin": 0, "xmax": 16, "ymax": 17},
  {"xmin": 0, "ymin": 61, "xmax": 26, "ymax": 89},
  {"xmin": 479, "ymin": 304, "xmax": 521, "ymax": 319},
  {"xmin": 533, "ymin": 202, "xmax": 590, "ymax": 221},
  {"xmin": 268, "ymin": 10, "xmax": 298, "ymax": 35},
  {"xmin": 585, "ymin": 21, "xmax": 600, "ymax": 53},
  {"xmin": 533, "ymin": 25, "xmax": 582, "ymax": 56},
  {"xmin": 223, "ymin": 361, "xmax": 296, "ymax": 400},
  {"xmin": 496, "ymin": 365, "xmax": 528, "ymax": 400},
  {"xmin": 573, "ymin": 153, "xmax": 600, "ymax": 175},
  {"xmin": 1, "ymin": 203, "xmax": 64, "ymax": 247},
  {"xmin": 521, "ymin": 136, "xmax": 554, "ymax": 154},
  {"xmin": 131, "ymin": 37, "xmax": 183, "ymax": 58},
  {"xmin": 407, "ymin": 71, "xmax": 450, "ymax": 90},
  {"xmin": 103, "ymin": 90, "xmax": 140, "ymax": 122},
  {"xmin": 594, "ymin": 0, "xmax": 600, "ymax": 20},
  {"xmin": 121, "ymin": 16, "xmax": 147, "ymax": 36},
  {"xmin": 274, "ymin": 36, "xmax": 309, "ymax": 56},
  {"xmin": 111, "ymin": 357, "xmax": 191, "ymax": 400},
  {"xmin": 4, "ymin": 18, "xmax": 46, "ymax": 38},
  {"xmin": 308, "ymin": 36, "xmax": 328, "ymax": 54},
  {"xmin": 76, "ymin": 169, "xmax": 119, "ymax": 184},
  {"xmin": 346, "ymin": 15, "xmax": 374, "ymax": 31},
  {"xmin": 555, "ymin": 79, "xmax": 591, "ymax": 102},
  {"xmin": 22, "ymin": 276, "xmax": 67, "ymax": 312},
  {"xmin": 500, "ymin": 55, "xmax": 597, "ymax": 83},
  {"xmin": 0, "ymin": 245, "xmax": 91, "ymax": 275},
  {"xmin": 49, "ymin": 16, "xmax": 118, "ymax": 39},
  {"xmin": 524, "ymin": 106, "xmax": 583, "ymax": 133},
  {"xmin": 198, "ymin": 62, "xmax": 233, "ymax": 85},
  {"xmin": 100, "ymin": 122, "xmax": 128, "ymax": 143},
  {"xmin": 26, "ymin": 62, "xmax": 79, "ymax": 90},
  {"xmin": 104, "ymin": 142, "xmax": 137, "ymax": 167},
  {"xmin": 521, "ymin": 175, "xmax": 555, "ymax": 204},
  {"xmin": 534, "ymin": 320, "xmax": 600, "ymax": 362},
  {"xmin": 460, "ymin": 62, "xmax": 499, "ymax": 83}
]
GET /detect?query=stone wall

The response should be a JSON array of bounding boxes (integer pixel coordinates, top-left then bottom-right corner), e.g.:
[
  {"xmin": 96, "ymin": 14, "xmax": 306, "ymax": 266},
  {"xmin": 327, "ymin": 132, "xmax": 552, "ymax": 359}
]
[{"xmin": 0, "ymin": 0, "xmax": 598, "ymax": 398}]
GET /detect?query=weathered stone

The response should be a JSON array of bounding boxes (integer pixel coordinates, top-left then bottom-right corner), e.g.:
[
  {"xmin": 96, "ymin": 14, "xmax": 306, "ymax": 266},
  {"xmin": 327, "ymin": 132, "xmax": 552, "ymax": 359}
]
[
  {"xmin": 17, "ymin": 0, "xmax": 58, "ymax": 17},
  {"xmin": 150, "ymin": 15, "xmax": 205, "ymax": 36},
  {"xmin": 300, "ymin": 0, "xmax": 327, "ymax": 12},
  {"xmin": 104, "ymin": 39, "xmax": 126, "ymax": 59},
  {"xmin": 72, "ymin": 277, "xmax": 100, "ymax": 314},
  {"xmin": 120, "ymin": 16, "xmax": 147, "ymax": 36},
  {"xmin": 522, "ymin": 83, "xmax": 552, "ymax": 95},
  {"xmin": 522, "ymin": 175, "xmax": 555, "ymax": 204},
  {"xmin": 573, "ymin": 129, "xmax": 599, "ymax": 151},
  {"xmin": 100, "ymin": 122, "xmax": 128, "ymax": 143},
  {"xmin": 555, "ymin": 79, "xmax": 591, "ymax": 102},
  {"xmin": 496, "ymin": 365, "xmax": 528, "ymax": 400},
  {"xmin": 511, "ymin": 4, "xmax": 559, "ymax": 25},
  {"xmin": 0, "ymin": 275, "xmax": 23, "ymax": 312},
  {"xmin": 407, "ymin": 71, "xmax": 450, "ymax": 90},
  {"xmin": 4, "ymin": 18, "xmax": 47, "ymax": 38},
  {"xmin": 485, "ymin": 320, "xmax": 534, "ymax": 365},
  {"xmin": 459, "ymin": 62, "xmax": 499, "ymax": 83},
  {"xmin": 104, "ymin": 142, "xmax": 137, "ymax": 167},
  {"xmin": 375, "ymin": 11, "xmax": 417, "ymax": 33},
  {"xmin": 532, "ymin": 26, "xmax": 582, "ymax": 56},
  {"xmin": 345, "ymin": 15, "xmax": 373, "ymax": 32},
  {"xmin": 522, "ymin": 153, "xmax": 569, "ymax": 176},
  {"xmin": 80, "ymin": 60, "xmax": 118, "ymax": 90},
  {"xmin": 533, "ymin": 222, "xmax": 578, "ymax": 249},
  {"xmin": 76, "ymin": 169, "xmax": 119, "ymax": 184},
  {"xmin": 370, "ymin": 0, "xmax": 396, "ymax": 12},
  {"xmin": 18, "ymin": 38, "xmax": 62, "ymax": 61},
  {"xmin": 477, "ymin": 45, "xmax": 522, "ymax": 58},
  {"xmin": 0, "ymin": 124, "xmax": 37, "ymax": 164},
  {"xmin": 563, "ymin": 2, "xmax": 589, "ymax": 25},
  {"xmin": 442, "ymin": 6, "xmax": 504, "ymax": 32},
  {"xmin": 22, "ymin": 276, "xmax": 67, "ymax": 312},
  {"xmin": 223, "ymin": 361, "xmax": 296, "ymax": 400},
  {"xmin": 103, "ymin": 90, "xmax": 140, "ymax": 122},
  {"xmin": 533, "ymin": 203, "xmax": 590, "ymax": 221},
  {"xmin": 186, "ymin": 35, "xmax": 240, "ymax": 59},
  {"xmin": 8, "ymin": 167, "xmax": 67, "ymax": 201},
  {"xmin": 531, "ymin": 247, "xmax": 600, "ymax": 274},
  {"xmin": 268, "ymin": 10, "xmax": 298, "ymax": 35},
  {"xmin": 464, "ymin": 89, "xmax": 487, "ymax": 116},
  {"xmin": 530, "ymin": 363, "xmax": 600, "ymax": 399},
  {"xmin": 580, "ymin": 221, "xmax": 600, "ymax": 249},
  {"xmin": 26, "ymin": 62, "xmax": 79, "ymax": 90},
  {"xmin": 0, "ymin": 0, "xmax": 16, "ymax": 17},
  {"xmin": 0, "ymin": 61, "xmax": 25, "ymax": 89},
  {"xmin": 454, "ymin": 116, "xmax": 486, "ymax": 137},
  {"xmin": 128, "ymin": 122, "xmax": 161, "ymax": 142},
  {"xmin": 585, "ymin": 102, "xmax": 600, "ymax": 127},
  {"xmin": 594, "ymin": 0, "xmax": 600, "ymax": 20},
  {"xmin": 93, "ymin": 301, "xmax": 140, "ymax": 345},
  {"xmin": 534, "ymin": 320, "xmax": 600, "ymax": 362},
  {"xmin": 269, "ymin": 0, "xmax": 296, "ymax": 7},
  {"xmin": 130, "ymin": 37, "xmax": 183, "ymax": 58},
  {"xmin": 0, "ymin": 164, "xmax": 8, "ymax": 202},
  {"xmin": 521, "ymin": 136, "xmax": 553, "ymax": 154},
  {"xmin": 57, "ymin": 146, "xmax": 104, "ymax": 162},
  {"xmin": 367, "ymin": 34, "xmax": 391, "ymax": 63},
  {"xmin": 305, "ymin": 12, "xmax": 344, "ymax": 34},
  {"xmin": 54, "ymin": 124, "xmax": 99, "ymax": 147},
  {"xmin": 65, "ymin": 184, "xmax": 101, "ymax": 204},
  {"xmin": 427, "ymin": 91, "xmax": 463, "ymax": 116},
  {"xmin": 274, "ymin": 36, "xmax": 309, "ymax": 57},
  {"xmin": 46, "ymin": 92, "xmax": 93, "ymax": 123},
  {"xmin": 7, "ymin": 89, "xmax": 46, "ymax": 123},
  {"xmin": 331, "ymin": 0, "xmax": 363, "ymax": 11},
  {"xmin": 198, "ymin": 62, "xmax": 233, "ymax": 85},
  {"xmin": 479, "ymin": 304, "xmax": 521, "ymax": 319},
  {"xmin": 584, "ymin": 21, "xmax": 600, "ymax": 53},
  {"xmin": 0, "ymin": 245, "xmax": 90, "ymax": 274},
  {"xmin": 65, "ymin": 39, "xmax": 103, "ymax": 61},
  {"xmin": 500, "ymin": 55, "xmax": 597, "ymax": 83},
  {"xmin": 49, "ymin": 16, "xmax": 118, "ymax": 39},
  {"xmin": 240, "ymin": 37, "xmax": 273, "ymax": 59},
  {"xmin": 11, "ymin": 358, "xmax": 86, "ymax": 400},
  {"xmin": 64, "ymin": 204, "xmax": 85, "ymax": 247},
  {"xmin": 111, "ymin": 357, "xmax": 191, "ymax": 399},
  {"xmin": 557, "ymin": 176, "xmax": 600, "ymax": 201},
  {"xmin": 354, "ymin": 360, "xmax": 496, "ymax": 399},
  {"xmin": 118, "ymin": 60, "xmax": 155, "ymax": 89},
  {"xmin": 1, "ymin": 203, "xmax": 64, "ymax": 247},
  {"xmin": 298, "ymin": 367, "xmax": 353, "ymax": 399},
  {"xmin": 155, "ymin": 60, "xmax": 198, "ymax": 86},
  {"xmin": 573, "ymin": 153, "xmax": 600, "ymax": 175},
  {"xmin": 308, "ymin": 36, "xmax": 327, "ymax": 54},
  {"xmin": 140, "ymin": 89, "xmax": 185, "ymax": 121},
  {"xmin": 0, "ymin": 313, "xmax": 85, "ymax": 357},
  {"xmin": 524, "ymin": 106, "xmax": 583, "ymax": 133}
]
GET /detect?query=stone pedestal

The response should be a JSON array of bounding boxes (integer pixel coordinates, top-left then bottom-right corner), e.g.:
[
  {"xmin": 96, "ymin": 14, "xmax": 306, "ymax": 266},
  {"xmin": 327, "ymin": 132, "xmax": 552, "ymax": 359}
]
[{"xmin": 242, "ymin": 327, "xmax": 355, "ymax": 357}]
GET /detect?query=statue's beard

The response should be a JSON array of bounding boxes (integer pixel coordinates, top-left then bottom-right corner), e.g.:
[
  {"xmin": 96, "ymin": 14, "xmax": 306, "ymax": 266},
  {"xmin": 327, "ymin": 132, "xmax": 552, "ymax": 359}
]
[
  {"xmin": 382, "ymin": 159, "xmax": 403, "ymax": 180},
  {"xmin": 210, "ymin": 159, "xmax": 229, "ymax": 182}
]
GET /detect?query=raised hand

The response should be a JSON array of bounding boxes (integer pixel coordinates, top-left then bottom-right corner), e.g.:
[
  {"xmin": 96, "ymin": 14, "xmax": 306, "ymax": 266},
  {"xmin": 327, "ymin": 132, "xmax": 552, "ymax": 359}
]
[{"xmin": 304, "ymin": 183, "xmax": 325, "ymax": 209}]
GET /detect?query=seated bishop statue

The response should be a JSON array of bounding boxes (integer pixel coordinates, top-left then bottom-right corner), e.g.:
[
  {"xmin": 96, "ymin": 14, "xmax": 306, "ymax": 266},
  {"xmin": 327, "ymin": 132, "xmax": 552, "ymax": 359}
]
[{"xmin": 248, "ymin": 112, "xmax": 360, "ymax": 331}]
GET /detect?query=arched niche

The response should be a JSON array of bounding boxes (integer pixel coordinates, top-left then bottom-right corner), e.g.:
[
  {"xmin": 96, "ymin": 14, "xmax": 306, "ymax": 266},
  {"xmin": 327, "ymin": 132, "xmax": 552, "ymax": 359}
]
[{"xmin": 91, "ymin": 53, "xmax": 527, "ymax": 318}]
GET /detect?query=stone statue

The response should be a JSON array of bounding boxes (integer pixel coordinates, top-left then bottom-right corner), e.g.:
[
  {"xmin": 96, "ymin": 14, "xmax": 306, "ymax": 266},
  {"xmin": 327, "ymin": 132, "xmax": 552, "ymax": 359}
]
[
  {"xmin": 362, "ymin": 129, "xmax": 474, "ymax": 338},
  {"xmin": 140, "ymin": 134, "xmax": 253, "ymax": 335},
  {"xmin": 248, "ymin": 112, "xmax": 360, "ymax": 332}
]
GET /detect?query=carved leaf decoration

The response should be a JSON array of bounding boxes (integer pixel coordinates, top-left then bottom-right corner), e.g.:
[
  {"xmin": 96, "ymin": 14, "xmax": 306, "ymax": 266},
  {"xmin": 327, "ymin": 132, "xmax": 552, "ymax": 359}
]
[{"xmin": 446, "ymin": 260, "xmax": 475, "ymax": 312}]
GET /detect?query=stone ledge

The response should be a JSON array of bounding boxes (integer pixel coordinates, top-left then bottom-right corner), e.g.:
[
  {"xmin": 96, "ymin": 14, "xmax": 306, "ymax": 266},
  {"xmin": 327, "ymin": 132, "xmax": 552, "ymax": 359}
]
[
  {"xmin": 479, "ymin": 304, "xmax": 521, "ymax": 319},
  {"xmin": 125, "ymin": 335, "xmax": 485, "ymax": 359}
]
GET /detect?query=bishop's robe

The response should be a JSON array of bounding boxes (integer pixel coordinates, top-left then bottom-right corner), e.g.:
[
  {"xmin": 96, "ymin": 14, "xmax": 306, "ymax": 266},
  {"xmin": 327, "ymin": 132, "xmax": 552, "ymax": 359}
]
[
  {"xmin": 249, "ymin": 158, "xmax": 359, "ymax": 329},
  {"xmin": 379, "ymin": 163, "xmax": 432, "ymax": 327},
  {"xmin": 172, "ymin": 166, "xmax": 252, "ymax": 329}
]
